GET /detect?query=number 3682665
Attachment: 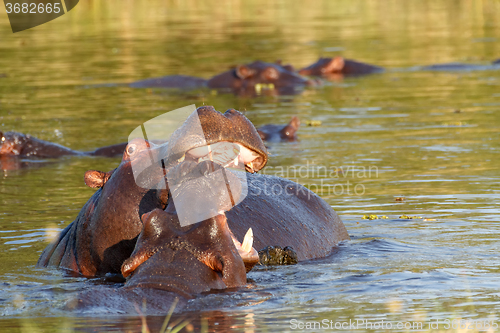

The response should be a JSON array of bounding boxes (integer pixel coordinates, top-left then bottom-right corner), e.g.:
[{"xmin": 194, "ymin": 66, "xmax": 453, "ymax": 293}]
[{"xmin": 5, "ymin": 2, "xmax": 62, "ymax": 14}]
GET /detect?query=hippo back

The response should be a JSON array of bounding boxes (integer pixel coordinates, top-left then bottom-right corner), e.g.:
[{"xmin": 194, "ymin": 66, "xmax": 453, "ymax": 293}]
[{"xmin": 226, "ymin": 173, "xmax": 349, "ymax": 261}]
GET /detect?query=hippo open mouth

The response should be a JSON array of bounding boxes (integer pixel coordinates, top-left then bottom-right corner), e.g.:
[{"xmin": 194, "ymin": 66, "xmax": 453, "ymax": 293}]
[
  {"xmin": 182, "ymin": 141, "xmax": 263, "ymax": 173},
  {"xmin": 161, "ymin": 106, "xmax": 268, "ymax": 174}
]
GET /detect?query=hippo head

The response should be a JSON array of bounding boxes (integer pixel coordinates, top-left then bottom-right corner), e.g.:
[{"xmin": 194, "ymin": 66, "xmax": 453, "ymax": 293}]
[
  {"xmin": 279, "ymin": 116, "xmax": 300, "ymax": 141},
  {"xmin": 298, "ymin": 57, "xmax": 346, "ymax": 77},
  {"xmin": 299, "ymin": 57, "xmax": 383, "ymax": 78},
  {"xmin": 120, "ymin": 209, "xmax": 257, "ymax": 296},
  {"xmin": 207, "ymin": 61, "xmax": 313, "ymax": 96},
  {"xmin": 0, "ymin": 131, "xmax": 28, "ymax": 155}
]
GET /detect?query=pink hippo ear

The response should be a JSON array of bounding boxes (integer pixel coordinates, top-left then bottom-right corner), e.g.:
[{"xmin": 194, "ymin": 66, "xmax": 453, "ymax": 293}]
[
  {"xmin": 322, "ymin": 56, "xmax": 345, "ymax": 73},
  {"xmin": 262, "ymin": 66, "xmax": 279, "ymax": 81},
  {"xmin": 84, "ymin": 170, "xmax": 113, "ymax": 188},
  {"xmin": 289, "ymin": 116, "xmax": 300, "ymax": 130},
  {"xmin": 235, "ymin": 65, "xmax": 255, "ymax": 79}
]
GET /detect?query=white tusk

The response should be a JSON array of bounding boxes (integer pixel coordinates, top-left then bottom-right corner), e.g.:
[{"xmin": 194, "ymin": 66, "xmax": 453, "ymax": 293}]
[
  {"xmin": 241, "ymin": 228, "xmax": 253, "ymax": 253},
  {"xmin": 247, "ymin": 162, "xmax": 255, "ymax": 173}
]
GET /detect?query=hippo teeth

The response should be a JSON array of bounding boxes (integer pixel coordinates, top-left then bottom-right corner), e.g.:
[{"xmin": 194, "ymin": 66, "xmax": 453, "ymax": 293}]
[
  {"xmin": 241, "ymin": 228, "xmax": 253, "ymax": 254},
  {"xmin": 246, "ymin": 162, "xmax": 255, "ymax": 173}
]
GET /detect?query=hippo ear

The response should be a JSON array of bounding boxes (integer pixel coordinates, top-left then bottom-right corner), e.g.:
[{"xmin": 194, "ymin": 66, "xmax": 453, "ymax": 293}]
[
  {"xmin": 235, "ymin": 65, "xmax": 254, "ymax": 79},
  {"xmin": 275, "ymin": 59, "xmax": 295, "ymax": 72},
  {"xmin": 84, "ymin": 170, "xmax": 112, "ymax": 188},
  {"xmin": 262, "ymin": 67, "xmax": 279, "ymax": 81},
  {"xmin": 322, "ymin": 56, "xmax": 345, "ymax": 73},
  {"xmin": 289, "ymin": 116, "xmax": 300, "ymax": 129}
]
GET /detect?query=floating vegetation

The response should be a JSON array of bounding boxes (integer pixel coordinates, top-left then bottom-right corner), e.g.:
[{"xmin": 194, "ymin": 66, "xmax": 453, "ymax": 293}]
[
  {"xmin": 443, "ymin": 121, "xmax": 467, "ymax": 127},
  {"xmin": 254, "ymin": 83, "xmax": 275, "ymax": 94},
  {"xmin": 306, "ymin": 120, "xmax": 322, "ymax": 126},
  {"xmin": 399, "ymin": 215, "xmax": 422, "ymax": 219},
  {"xmin": 362, "ymin": 214, "xmax": 388, "ymax": 220}
]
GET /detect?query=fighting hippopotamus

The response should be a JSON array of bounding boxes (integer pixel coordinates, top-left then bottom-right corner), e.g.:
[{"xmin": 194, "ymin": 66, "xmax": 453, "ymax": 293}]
[
  {"xmin": 130, "ymin": 61, "xmax": 315, "ymax": 96},
  {"xmin": 73, "ymin": 202, "xmax": 256, "ymax": 314},
  {"xmin": 37, "ymin": 105, "xmax": 349, "ymax": 279},
  {"xmin": 0, "ymin": 130, "xmax": 128, "ymax": 158},
  {"xmin": 257, "ymin": 116, "xmax": 300, "ymax": 142},
  {"xmin": 37, "ymin": 106, "xmax": 269, "ymax": 276},
  {"xmin": 299, "ymin": 57, "xmax": 384, "ymax": 78}
]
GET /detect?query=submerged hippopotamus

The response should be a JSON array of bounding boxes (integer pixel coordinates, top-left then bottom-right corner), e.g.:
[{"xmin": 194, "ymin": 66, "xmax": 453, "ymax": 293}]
[
  {"xmin": 419, "ymin": 59, "xmax": 500, "ymax": 71},
  {"xmin": 0, "ymin": 131, "xmax": 127, "ymax": 158},
  {"xmin": 37, "ymin": 105, "xmax": 349, "ymax": 279},
  {"xmin": 130, "ymin": 61, "xmax": 315, "ymax": 96},
  {"xmin": 73, "ymin": 204, "xmax": 255, "ymax": 314},
  {"xmin": 257, "ymin": 116, "xmax": 300, "ymax": 142},
  {"xmin": 299, "ymin": 57, "xmax": 384, "ymax": 78}
]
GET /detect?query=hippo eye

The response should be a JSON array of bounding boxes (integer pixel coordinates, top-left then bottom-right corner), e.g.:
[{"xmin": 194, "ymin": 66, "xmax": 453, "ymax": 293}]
[{"xmin": 127, "ymin": 144, "xmax": 137, "ymax": 155}]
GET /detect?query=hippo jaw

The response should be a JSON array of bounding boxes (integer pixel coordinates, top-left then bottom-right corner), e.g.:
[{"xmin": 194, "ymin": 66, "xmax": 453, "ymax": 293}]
[
  {"xmin": 183, "ymin": 141, "xmax": 263, "ymax": 173},
  {"xmin": 164, "ymin": 106, "xmax": 268, "ymax": 173}
]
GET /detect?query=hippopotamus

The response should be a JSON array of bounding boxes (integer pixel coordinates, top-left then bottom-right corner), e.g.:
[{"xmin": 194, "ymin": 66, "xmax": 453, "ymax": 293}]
[
  {"xmin": 0, "ymin": 130, "xmax": 128, "ymax": 158},
  {"xmin": 37, "ymin": 105, "xmax": 349, "ymax": 279},
  {"xmin": 73, "ymin": 204, "xmax": 256, "ymax": 314},
  {"xmin": 257, "ymin": 116, "xmax": 300, "ymax": 142},
  {"xmin": 417, "ymin": 59, "xmax": 500, "ymax": 72},
  {"xmin": 37, "ymin": 106, "xmax": 269, "ymax": 276},
  {"xmin": 130, "ymin": 61, "xmax": 315, "ymax": 96},
  {"xmin": 299, "ymin": 57, "xmax": 384, "ymax": 78}
]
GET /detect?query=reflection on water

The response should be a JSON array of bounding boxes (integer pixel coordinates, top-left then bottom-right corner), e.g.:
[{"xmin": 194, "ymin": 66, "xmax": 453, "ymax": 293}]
[{"xmin": 1, "ymin": 0, "xmax": 500, "ymax": 331}]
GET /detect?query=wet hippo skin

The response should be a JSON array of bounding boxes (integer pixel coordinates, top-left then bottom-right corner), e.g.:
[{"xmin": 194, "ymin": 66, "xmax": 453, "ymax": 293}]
[
  {"xmin": 206, "ymin": 61, "xmax": 314, "ymax": 95},
  {"xmin": 257, "ymin": 116, "xmax": 300, "ymax": 142},
  {"xmin": 130, "ymin": 61, "xmax": 314, "ymax": 96},
  {"xmin": 419, "ymin": 61, "xmax": 500, "ymax": 71},
  {"xmin": 226, "ymin": 172, "xmax": 349, "ymax": 261},
  {"xmin": 299, "ymin": 57, "xmax": 384, "ymax": 77},
  {"xmin": 0, "ymin": 130, "xmax": 128, "ymax": 158},
  {"xmin": 72, "ymin": 208, "xmax": 251, "ymax": 314}
]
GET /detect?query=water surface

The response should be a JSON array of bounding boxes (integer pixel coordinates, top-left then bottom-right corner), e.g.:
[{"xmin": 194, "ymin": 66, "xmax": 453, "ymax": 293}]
[{"xmin": 1, "ymin": 0, "xmax": 500, "ymax": 331}]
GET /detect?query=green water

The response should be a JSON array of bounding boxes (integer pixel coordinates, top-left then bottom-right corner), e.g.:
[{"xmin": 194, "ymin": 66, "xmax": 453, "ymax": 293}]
[{"xmin": 1, "ymin": 0, "xmax": 500, "ymax": 331}]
